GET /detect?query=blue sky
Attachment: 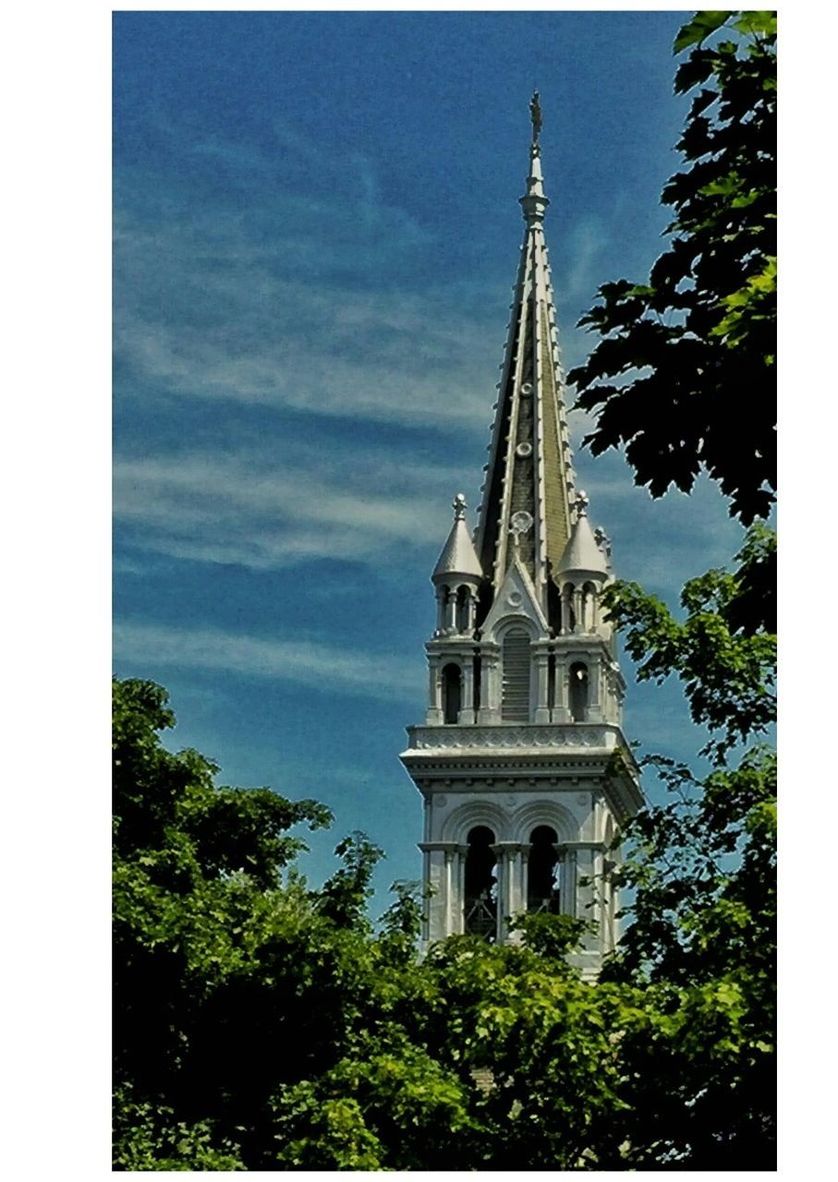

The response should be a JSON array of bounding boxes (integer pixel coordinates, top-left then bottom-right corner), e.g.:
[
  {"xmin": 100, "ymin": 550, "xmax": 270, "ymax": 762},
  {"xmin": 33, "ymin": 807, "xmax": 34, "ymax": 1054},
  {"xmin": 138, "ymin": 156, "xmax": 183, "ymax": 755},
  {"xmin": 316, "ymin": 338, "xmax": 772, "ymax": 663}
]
[{"xmin": 113, "ymin": 9, "xmax": 747, "ymax": 910}]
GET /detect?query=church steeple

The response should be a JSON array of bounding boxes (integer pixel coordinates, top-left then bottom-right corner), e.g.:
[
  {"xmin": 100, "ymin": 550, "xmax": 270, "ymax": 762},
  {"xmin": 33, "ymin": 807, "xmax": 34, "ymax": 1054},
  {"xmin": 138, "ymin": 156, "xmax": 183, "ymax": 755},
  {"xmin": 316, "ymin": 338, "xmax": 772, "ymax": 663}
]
[
  {"xmin": 475, "ymin": 94, "xmax": 576, "ymax": 612},
  {"xmin": 400, "ymin": 99, "xmax": 642, "ymax": 976}
]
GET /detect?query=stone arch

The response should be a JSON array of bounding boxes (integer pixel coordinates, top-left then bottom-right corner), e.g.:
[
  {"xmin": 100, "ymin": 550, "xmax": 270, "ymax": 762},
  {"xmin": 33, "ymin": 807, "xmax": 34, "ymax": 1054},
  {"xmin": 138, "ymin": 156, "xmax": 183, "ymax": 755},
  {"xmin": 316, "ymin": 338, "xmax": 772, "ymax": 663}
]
[
  {"xmin": 442, "ymin": 799, "xmax": 510, "ymax": 844},
  {"xmin": 511, "ymin": 799, "xmax": 577, "ymax": 845},
  {"xmin": 489, "ymin": 613, "xmax": 539, "ymax": 644}
]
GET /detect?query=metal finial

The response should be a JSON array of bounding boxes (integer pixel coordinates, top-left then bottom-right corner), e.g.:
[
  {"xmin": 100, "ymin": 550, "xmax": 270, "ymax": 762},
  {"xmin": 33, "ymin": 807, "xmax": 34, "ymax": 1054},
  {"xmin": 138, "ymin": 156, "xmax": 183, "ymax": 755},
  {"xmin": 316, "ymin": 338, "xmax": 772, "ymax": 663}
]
[
  {"xmin": 530, "ymin": 90, "xmax": 543, "ymax": 143},
  {"xmin": 452, "ymin": 493, "xmax": 467, "ymax": 520},
  {"xmin": 574, "ymin": 490, "xmax": 590, "ymax": 517}
]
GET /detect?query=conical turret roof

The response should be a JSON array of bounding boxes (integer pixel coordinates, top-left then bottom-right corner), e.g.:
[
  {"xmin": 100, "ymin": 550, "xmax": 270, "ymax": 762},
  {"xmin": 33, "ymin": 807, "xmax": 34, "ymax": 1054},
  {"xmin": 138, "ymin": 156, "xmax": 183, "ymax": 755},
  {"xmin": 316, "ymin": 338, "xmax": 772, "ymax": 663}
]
[
  {"xmin": 557, "ymin": 491, "xmax": 608, "ymax": 577},
  {"xmin": 432, "ymin": 494, "xmax": 483, "ymax": 582}
]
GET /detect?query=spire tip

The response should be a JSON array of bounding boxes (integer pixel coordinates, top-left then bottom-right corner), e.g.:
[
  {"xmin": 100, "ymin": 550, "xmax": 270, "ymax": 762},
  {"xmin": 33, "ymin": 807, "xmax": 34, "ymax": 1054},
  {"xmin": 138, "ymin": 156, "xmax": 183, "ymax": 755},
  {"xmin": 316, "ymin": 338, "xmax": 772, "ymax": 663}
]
[
  {"xmin": 574, "ymin": 490, "xmax": 590, "ymax": 517},
  {"xmin": 529, "ymin": 90, "xmax": 543, "ymax": 144}
]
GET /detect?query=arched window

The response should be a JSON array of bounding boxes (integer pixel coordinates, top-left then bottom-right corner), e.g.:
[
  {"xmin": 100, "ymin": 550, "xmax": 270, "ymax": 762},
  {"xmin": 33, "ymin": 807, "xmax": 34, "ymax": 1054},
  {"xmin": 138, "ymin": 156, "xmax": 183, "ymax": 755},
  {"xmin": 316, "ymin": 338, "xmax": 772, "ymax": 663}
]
[
  {"xmin": 527, "ymin": 825, "xmax": 561, "ymax": 914},
  {"xmin": 501, "ymin": 628, "xmax": 530, "ymax": 721},
  {"xmin": 441, "ymin": 663, "xmax": 462, "ymax": 725},
  {"xmin": 456, "ymin": 586, "xmax": 470, "ymax": 634},
  {"xmin": 464, "ymin": 826, "xmax": 497, "ymax": 939},
  {"xmin": 569, "ymin": 661, "xmax": 588, "ymax": 722}
]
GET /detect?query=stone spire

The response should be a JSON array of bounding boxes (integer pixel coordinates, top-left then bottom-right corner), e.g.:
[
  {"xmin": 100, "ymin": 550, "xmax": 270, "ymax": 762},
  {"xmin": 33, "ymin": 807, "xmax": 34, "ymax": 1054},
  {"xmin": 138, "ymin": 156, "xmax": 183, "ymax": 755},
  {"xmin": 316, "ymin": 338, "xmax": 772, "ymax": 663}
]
[
  {"xmin": 557, "ymin": 491, "xmax": 609, "ymax": 578},
  {"xmin": 475, "ymin": 97, "xmax": 576, "ymax": 613},
  {"xmin": 401, "ymin": 98, "xmax": 642, "ymax": 972},
  {"xmin": 432, "ymin": 494, "xmax": 483, "ymax": 582}
]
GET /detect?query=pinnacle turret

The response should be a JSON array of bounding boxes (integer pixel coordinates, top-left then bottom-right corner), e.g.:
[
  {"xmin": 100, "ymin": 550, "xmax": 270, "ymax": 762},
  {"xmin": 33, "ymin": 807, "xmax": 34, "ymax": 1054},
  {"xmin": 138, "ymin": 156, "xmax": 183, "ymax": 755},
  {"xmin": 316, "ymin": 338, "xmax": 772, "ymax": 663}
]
[
  {"xmin": 557, "ymin": 491, "xmax": 609, "ymax": 578},
  {"xmin": 432, "ymin": 495, "xmax": 483, "ymax": 582}
]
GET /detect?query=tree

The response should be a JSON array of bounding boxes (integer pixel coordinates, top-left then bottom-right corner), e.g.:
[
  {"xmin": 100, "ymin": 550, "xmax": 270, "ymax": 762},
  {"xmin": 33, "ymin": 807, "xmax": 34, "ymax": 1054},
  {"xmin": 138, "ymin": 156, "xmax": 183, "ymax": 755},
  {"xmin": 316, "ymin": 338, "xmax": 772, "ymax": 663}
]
[
  {"xmin": 593, "ymin": 539, "xmax": 777, "ymax": 1168},
  {"xmin": 562, "ymin": 12, "xmax": 777, "ymax": 1167},
  {"xmin": 568, "ymin": 11, "xmax": 776, "ymax": 525},
  {"xmin": 113, "ymin": 678, "xmax": 484, "ymax": 1170},
  {"xmin": 112, "ymin": 679, "xmax": 638, "ymax": 1170}
]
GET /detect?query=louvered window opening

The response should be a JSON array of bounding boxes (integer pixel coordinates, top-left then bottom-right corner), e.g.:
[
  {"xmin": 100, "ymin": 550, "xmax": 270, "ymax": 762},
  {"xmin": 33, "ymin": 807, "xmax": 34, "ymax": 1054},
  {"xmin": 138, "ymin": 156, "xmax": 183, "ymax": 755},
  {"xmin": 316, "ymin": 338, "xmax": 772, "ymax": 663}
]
[{"xmin": 501, "ymin": 630, "xmax": 531, "ymax": 721}]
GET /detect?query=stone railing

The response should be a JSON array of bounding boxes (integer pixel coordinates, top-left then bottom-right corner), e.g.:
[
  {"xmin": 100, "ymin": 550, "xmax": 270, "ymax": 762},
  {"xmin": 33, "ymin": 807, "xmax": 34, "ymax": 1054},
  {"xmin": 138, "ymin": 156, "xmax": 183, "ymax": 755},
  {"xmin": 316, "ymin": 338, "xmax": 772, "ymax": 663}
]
[{"xmin": 405, "ymin": 723, "xmax": 620, "ymax": 753}]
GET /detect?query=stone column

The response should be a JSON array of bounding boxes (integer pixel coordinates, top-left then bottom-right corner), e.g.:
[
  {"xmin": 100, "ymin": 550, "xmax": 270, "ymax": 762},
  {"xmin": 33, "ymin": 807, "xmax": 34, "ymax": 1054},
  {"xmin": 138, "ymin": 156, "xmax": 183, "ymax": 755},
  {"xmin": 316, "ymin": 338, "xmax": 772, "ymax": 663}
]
[
  {"xmin": 493, "ymin": 843, "xmax": 526, "ymax": 942},
  {"xmin": 419, "ymin": 841, "xmax": 465, "ymax": 944},
  {"xmin": 421, "ymin": 844, "xmax": 431, "ymax": 941},
  {"xmin": 559, "ymin": 845, "xmax": 576, "ymax": 918},
  {"xmin": 534, "ymin": 647, "xmax": 551, "ymax": 723},
  {"xmin": 573, "ymin": 588, "xmax": 583, "ymax": 633},
  {"xmin": 426, "ymin": 655, "xmax": 443, "ymax": 725},
  {"xmin": 444, "ymin": 847, "xmax": 455, "ymax": 937},
  {"xmin": 466, "ymin": 587, "xmax": 477, "ymax": 633},
  {"xmin": 456, "ymin": 843, "xmax": 468, "ymax": 935},
  {"xmin": 445, "ymin": 587, "xmax": 457, "ymax": 634},
  {"xmin": 560, "ymin": 586, "xmax": 570, "ymax": 635},
  {"xmin": 587, "ymin": 654, "xmax": 604, "ymax": 723},
  {"xmin": 521, "ymin": 844, "xmax": 531, "ymax": 914},
  {"xmin": 460, "ymin": 660, "xmax": 475, "ymax": 723},
  {"xmin": 573, "ymin": 845, "xmax": 599, "ymax": 954},
  {"xmin": 435, "ymin": 586, "xmax": 446, "ymax": 635},
  {"xmin": 553, "ymin": 653, "xmax": 570, "ymax": 724},
  {"xmin": 477, "ymin": 647, "xmax": 501, "ymax": 723}
]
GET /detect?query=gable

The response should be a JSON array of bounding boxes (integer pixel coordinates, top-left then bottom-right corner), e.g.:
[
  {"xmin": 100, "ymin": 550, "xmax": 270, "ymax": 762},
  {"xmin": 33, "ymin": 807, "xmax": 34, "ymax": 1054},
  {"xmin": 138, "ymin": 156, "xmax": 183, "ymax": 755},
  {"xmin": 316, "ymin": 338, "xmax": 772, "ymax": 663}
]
[{"xmin": 480, "ymin": 554, "xmax": 549, "ymax": 640}]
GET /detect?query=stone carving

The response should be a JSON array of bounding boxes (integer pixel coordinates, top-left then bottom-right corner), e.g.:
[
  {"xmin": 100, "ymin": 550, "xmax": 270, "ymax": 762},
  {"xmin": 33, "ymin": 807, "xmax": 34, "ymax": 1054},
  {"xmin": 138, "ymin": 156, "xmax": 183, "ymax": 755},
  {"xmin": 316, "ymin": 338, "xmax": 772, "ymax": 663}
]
[{"xmin": 410, "ymin": 725, "xmax": 612, "ymax": 752}]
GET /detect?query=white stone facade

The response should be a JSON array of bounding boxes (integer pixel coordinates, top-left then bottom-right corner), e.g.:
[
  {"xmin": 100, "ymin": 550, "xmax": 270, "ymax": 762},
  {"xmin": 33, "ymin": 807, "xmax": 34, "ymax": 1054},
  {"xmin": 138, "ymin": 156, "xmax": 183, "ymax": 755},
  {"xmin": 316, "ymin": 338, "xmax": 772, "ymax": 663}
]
[
  {"xmin": 399, "ymin": 111, "xmax": 642, "ymax": 978},
  {"xmin": 401, "ymin": 561, "xmax": 641, "ymax": 977}
]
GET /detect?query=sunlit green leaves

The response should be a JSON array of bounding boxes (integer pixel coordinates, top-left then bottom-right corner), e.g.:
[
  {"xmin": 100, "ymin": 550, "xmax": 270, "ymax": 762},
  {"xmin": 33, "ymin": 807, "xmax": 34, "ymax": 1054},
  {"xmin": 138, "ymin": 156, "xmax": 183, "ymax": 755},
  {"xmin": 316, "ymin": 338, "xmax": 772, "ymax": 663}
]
[
  {"xmin": 569, "ymin": 10, "xmax": 776, "ymax": 524},
  {"xmin": 673, "ymin": 11, "xmax": 731, "ymax": 54}
]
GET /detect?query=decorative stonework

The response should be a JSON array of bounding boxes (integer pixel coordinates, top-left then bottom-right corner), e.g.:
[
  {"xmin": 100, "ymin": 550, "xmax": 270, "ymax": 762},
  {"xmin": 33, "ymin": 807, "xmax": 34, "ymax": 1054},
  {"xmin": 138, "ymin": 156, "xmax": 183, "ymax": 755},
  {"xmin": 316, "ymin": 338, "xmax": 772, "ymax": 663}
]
[
  {"xmin": 407, "ymin": 724, "xmax": 619, "ymax": 752},
  {"xmin": 399, "ymin": 101, "xmax": 643, "ymax": 976}
]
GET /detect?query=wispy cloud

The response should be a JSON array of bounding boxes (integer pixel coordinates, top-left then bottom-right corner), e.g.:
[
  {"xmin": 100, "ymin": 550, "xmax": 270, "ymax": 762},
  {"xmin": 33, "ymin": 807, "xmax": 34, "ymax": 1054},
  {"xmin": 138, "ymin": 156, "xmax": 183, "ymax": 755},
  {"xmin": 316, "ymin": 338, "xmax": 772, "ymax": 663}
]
[
  {"xmin": 115, "ymin": 119, "xmax": 505, "ymax": 431},
  {"xmin": 115, "ymin": 444, "xmax": 473, "ymax": 571},
  {"xmin": 115, "ymin": 619, "xmax": 421, "ymax": 701}
]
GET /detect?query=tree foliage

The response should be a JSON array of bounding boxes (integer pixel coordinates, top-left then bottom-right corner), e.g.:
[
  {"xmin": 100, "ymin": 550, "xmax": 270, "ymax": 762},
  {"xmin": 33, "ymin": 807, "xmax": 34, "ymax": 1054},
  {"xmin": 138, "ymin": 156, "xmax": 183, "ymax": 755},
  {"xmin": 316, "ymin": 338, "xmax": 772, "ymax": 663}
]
[
  {"xmin": 113, "ymin": 649, "xmax": 776, "ymax": 1170},
  {"xmin": 563, "ymin": 13, "xmax": 777, "ymax": 1162},
  {"xmin": 592, "ymin": 528, "xmax": 776, "ymax": 1168},
  {"xmin": 568, "ymin": 11, "xmax": 776, "ymax": 524},
  {"xmin": 605, "ymin": 524, "xmax": 776, "ymax": 763},
  {"xmin": 113, "ymin": 677, "xmax": 637, "ymax": 1170}
]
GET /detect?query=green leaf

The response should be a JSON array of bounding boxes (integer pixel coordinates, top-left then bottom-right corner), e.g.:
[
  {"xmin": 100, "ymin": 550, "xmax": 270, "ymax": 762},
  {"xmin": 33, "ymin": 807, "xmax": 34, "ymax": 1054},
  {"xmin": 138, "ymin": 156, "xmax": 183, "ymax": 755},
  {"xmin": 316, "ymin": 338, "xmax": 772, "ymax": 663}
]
[{"xmin": 674, "ymin": 12, "xmax": 731, "ymax": 54}]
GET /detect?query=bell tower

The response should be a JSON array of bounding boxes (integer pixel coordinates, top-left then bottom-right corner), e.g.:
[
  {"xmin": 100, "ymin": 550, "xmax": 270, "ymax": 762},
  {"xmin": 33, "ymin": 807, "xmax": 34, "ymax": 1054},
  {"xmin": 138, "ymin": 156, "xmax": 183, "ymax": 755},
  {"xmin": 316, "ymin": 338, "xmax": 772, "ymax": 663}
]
[{"xmin": 400, "ymin": 96, "xmax": 642, "ymax": 978}]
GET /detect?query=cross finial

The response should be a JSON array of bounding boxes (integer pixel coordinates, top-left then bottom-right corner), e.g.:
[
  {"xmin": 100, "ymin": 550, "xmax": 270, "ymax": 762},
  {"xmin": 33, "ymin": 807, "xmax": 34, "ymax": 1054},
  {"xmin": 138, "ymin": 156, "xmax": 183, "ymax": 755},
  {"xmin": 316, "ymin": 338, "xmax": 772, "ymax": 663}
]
[
  {"xmin": 530, "ymin": 90, "xmax": 543, "ymax": 143},
  {"xmin": 574, "ymin": 489, "xmax": 590, "ymax": 517},
  {"xmin": 452, "ymin": 492, "xmax": 467, "ymax": 521}
]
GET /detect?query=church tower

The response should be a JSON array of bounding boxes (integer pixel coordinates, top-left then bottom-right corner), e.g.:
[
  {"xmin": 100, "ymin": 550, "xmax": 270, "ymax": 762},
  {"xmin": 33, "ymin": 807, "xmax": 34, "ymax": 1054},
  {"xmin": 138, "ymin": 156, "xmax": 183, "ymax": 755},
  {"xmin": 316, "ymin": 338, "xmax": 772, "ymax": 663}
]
[{"xmin": 400, "ymin": 97, "xmax": 642, "ymax": 978}]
